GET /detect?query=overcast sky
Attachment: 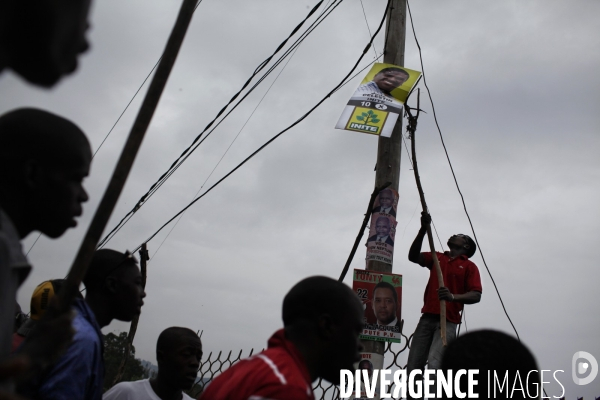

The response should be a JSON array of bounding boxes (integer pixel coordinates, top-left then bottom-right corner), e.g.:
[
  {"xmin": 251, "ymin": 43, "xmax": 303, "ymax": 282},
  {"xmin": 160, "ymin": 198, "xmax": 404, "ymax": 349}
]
[{"xmin": 1, "ymin": 0, "xmax": 599, "ymax": 398}]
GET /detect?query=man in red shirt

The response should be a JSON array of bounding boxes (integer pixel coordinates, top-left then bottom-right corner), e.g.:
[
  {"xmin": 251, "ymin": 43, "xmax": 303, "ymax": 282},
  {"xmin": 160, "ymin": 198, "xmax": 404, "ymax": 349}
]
[
  {"xmin": 406, "ymin": 213, "xmax": 482, "ymax": 398},
  {"xmin": 198, "ymin": 276, "xmax": 364, "ymax": 400}
]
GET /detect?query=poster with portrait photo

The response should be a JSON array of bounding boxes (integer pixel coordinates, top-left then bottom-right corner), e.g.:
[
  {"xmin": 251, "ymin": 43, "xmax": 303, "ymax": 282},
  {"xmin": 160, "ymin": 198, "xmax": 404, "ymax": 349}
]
[
  {"xmin": 371, "ymin": 188, "xmax": 398, "ymax": 218},
  {"xmin": 335, "ymin": 63, "xmax": 421, "ymax": 137},
  {"xmin": 353, "ymin": 269, "xmax": 403, "ymax": 343},
  {"xmin": 366, "ymin": 213, "xmax": 397, "ymax": 265},
  {"xmin": 351, "ymin": 352, "xmax": 385, "ymax": 400}
]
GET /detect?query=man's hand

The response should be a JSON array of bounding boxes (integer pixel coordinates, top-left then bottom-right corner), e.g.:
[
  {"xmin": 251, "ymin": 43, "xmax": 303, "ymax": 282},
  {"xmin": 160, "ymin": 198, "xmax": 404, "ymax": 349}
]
[
  {"xmin": 437, "ymin": 286, "xmax": 454, "ymax": 302},
  {"xmin": 409, "ymin": 212, "xmax": 431, "ymax": 264},
  {"xmin": 18, "ymin": 297, "xmax": 75, "ymax": 373},
  {"xmin": 420, "ymin": 212, "xmax": 431, "ymax": 230}
]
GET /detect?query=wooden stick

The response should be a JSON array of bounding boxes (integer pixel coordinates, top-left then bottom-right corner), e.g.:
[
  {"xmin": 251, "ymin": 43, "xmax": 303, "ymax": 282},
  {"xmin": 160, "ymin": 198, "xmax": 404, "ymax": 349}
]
[
  {"xmin": 112, "ymin": 243, "xmax": 149, "ymax": 385},
  {"xmin": 60, "ymin": 0, "xmax": 197, "ymax": 309},
  {"xmin": 339, "ymin": 181, "xmax": 391, "ymax": 282},
  {"xmin": 407, "ymin": 90, "xmax": 447, "ymax": 346}
]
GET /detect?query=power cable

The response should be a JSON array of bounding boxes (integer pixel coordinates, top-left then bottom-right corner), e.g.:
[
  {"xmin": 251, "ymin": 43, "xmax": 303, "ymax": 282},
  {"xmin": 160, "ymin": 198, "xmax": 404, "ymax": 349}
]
[
  {"xmin": 359, "ymin": 0, "xmax": 378, "ymax": 58},
  {"xmin": 406, "ymin": 0, "xmax": 520, "ymax": 341},
  {"xmin": 24, "ymin": 0, "xmax": 208, "ymax": 258},
  {"xmin": 138, "ymin": 51, "xmax": 383, "ymax": 256},
  {"xmin": 93, "ymin": 0, "xmax": 205, "ymax": 159},
  {"xmin": 149, "ymin": 46, "xmax": 302, "ymax": 262},
  {"xmin": 98, "ymin": 0, "xmax": 345, "ymax": 248},
  {"xmin": 99, "ymin": 0, "xmax": 344, "ymax": 248},
  {"xmin": 131, "ymin": 0, "xmax": 392, "ymax": 253},
  {"xmin": 25, "ymin": 234, "xmax": 42, "ymax": 256}
]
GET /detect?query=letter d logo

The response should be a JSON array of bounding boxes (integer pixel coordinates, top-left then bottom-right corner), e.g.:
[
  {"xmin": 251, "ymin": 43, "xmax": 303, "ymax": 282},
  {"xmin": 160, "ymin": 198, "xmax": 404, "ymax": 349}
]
[{"xmin": 572, "ymin": 351, "xmax": 598, "ymax": 385}]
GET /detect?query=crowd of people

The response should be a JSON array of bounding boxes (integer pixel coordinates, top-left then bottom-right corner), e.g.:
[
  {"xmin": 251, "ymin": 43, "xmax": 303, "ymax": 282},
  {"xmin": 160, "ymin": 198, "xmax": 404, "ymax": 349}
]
[{"xmin": 0, "ymin": 1, "xmax": 540, "ymax": 400}]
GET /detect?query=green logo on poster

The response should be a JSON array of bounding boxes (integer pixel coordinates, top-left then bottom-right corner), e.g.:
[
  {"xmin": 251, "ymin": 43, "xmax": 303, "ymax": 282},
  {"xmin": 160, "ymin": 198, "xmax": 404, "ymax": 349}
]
[
  {"xmin": 356, "ymin": 110, "xmax": 381, "ymax": 125},
  {"xmin": 347, "ymin": 107, "xmax": 386, "ymax": 134}
]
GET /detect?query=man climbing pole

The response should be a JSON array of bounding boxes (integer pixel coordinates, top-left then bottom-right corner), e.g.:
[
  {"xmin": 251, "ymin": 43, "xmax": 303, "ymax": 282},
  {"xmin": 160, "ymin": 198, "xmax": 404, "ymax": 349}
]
[{"xmin": 405, "ymin": 212, "xmax": 483, "ymax": 398}]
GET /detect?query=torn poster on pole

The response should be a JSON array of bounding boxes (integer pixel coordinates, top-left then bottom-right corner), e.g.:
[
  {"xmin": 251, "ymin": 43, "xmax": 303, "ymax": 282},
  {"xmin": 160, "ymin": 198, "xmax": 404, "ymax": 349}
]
[
  {"xmin": 351, "ymin": 352, "xmax": 385, "ymax": 400},
  {"xmin": 366, "ymin": 188, "xmax": 399, "ymax": 265},
  {"xmin": 353, "ymin": 269, "xmax": 403, "ymax": 343},
  {"xmin": 335, "ymin": 63, "xmax": 421, "ymax": 137}
]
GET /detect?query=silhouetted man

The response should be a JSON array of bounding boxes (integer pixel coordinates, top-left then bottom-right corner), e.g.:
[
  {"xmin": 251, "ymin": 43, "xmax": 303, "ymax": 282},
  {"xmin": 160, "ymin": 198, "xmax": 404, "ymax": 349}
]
[
  {"xmin": 405, "ymin": 213, "xmax": 482, "ymax": 399},
  {"xmin": 21, "ymin": 249, "xmax": 146, "ymax": 400},
  {"xmin": 371, "ymin": 281, "xmax": 400, "ymax": 328},
  {"xmin": 0, "ymin": 108, "xmax": 91, "ymax": 395},
  {"xmin": 441, "ymin": 330, "xmax": 539, "ymax": 399},
  {"xmin": 367, "ymin": 216, "xmax": 394, "ymax": 246},
  {"xmin": 0, "ymin": 0, "xmax": 92, "ymax": 86},
  {"xmin": 198, "ymin": 276, "xmax": 364, "ymax": 400},
  {"xmin": 104, "ymin": 327, "xmax": 201, "ymax": 400}
]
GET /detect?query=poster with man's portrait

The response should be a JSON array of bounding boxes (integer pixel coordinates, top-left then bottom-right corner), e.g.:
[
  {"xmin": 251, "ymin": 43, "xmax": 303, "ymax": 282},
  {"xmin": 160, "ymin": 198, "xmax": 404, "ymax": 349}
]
[
  {"xmin": 366, "ymin": 188, "xmax": 399, "ymax": 265},
  {"xmin": 353, "ymin": 269, "xmax": 403, "ymax": 343},
  {"xmin": 350, "ymin": 352, "xmax": 384, "ymax": 400},
  {"xmin": 371, "ymin": 188, "xmax": 398, "ymax": 218},
  {"xmin": 335, "ymin": 63, "xmax": 421, "ymax": 137}
]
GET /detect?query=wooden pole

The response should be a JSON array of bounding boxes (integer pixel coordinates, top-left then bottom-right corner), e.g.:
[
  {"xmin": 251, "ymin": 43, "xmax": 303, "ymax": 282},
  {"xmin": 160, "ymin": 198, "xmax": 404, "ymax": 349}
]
[
  {"xmin": 362, "ymin": 0, "xmax": 407, "ymax": 360},
  {"xmin": 406, "ymin": 91, "xmax": 447, "ymax": 346},
  {"xmin": 112, "ymin": 243, "xmax": 149, "ymax": 385},
  {"xmin": 59, "ymin": 0, "xmax": 196, "ymax": 310}
]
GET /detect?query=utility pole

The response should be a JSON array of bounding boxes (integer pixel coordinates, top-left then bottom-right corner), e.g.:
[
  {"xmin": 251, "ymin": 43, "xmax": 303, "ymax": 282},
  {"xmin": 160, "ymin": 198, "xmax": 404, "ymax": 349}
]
[{"xmin": 362, "ymin": 0, "xmax": 407, "ymax": 360}]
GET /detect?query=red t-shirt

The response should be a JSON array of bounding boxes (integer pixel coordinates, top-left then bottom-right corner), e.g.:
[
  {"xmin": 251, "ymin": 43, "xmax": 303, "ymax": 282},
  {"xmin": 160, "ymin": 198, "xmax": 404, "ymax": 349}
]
[
  {"xmin": 198, "ymin": 329, "xmax": 314, "ymax": 400},
  {"xmin": 421, "ymin": 252, "xmax": 482, "ymax": 324}
]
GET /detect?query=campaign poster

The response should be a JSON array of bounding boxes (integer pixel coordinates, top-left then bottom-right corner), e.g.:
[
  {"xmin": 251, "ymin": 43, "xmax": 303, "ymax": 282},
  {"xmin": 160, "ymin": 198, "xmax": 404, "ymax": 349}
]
[
  {"xmin": 350, "ymin": 352, "xmax": 385, "ymax": 400},
  {"xmin": 353, "ymin": 269, "xmax": 403, "ymax": 343},
  {"xmin": 365, "ymin": 188, "xmax": 399, "ymax": 265},
  {"xmin": 335, "ymin": 63, "xmax": 421, "ymax": 137}
]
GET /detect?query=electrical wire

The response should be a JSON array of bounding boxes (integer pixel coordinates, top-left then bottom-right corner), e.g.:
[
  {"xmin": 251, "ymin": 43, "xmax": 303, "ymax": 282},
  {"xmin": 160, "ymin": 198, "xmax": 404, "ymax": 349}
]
[
  {"xmin": 359, "ymin": 0, "xmax": 378, "ymax": 58},
  {"xmin": 100, "ymin": 1, "xmax": 344, "ymax": 248},
  {"xmin": 98, "ymin": 0, "xmax": 345, "ymax": 249},
  {"xmin": 93, "ymin": 0, "xmax": 206, "ymax": 159},
  {"xmin": 406, "ymin": 0, "xmax": 520, "ymax": 341},
  {"xmin": 24, "ymin": 1, "xmax": 209, "ymax": 258},
  {"xmin": 149, "ymin": 46, "xmax": 302, "ymax": 262},
  {"xmin": 131, "ymin": 0, "xmax": 392, "ymax": 253}
]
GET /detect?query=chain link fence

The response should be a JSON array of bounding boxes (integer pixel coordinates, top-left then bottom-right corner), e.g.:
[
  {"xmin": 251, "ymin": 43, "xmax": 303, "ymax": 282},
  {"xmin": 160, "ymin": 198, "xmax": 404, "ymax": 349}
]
[
  {"xmin": 186, "ymin": 330, "xmax": 598, "ymax": 400},
  {"xmin": 187, "ymin": 331, "xmax": 412, "ymax": 399}
]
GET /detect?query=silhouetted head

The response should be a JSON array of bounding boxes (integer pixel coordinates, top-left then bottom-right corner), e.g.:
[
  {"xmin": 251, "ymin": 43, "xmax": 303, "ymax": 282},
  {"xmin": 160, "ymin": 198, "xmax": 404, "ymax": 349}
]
[
  {"xmin": 283, "ymin": 276, "xmax": 364, "ymax": 384},
  {"xmin": 441, "ymin": 330, "xmax": 539, "ymax": 399},
  {"xmin": 156, "ymin": 327, "xmax": 202, "ymax": 390},
  {"xmin": 0, "ymin": 0, "xmax": 92, "ymax": 86},
  {"xmin": 83, "ymin": 249, "xmax": 146, "ymax": 325},
  {"xmin": 0, "ymin": 108, "xmax": 91, "ymax": 239}
]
